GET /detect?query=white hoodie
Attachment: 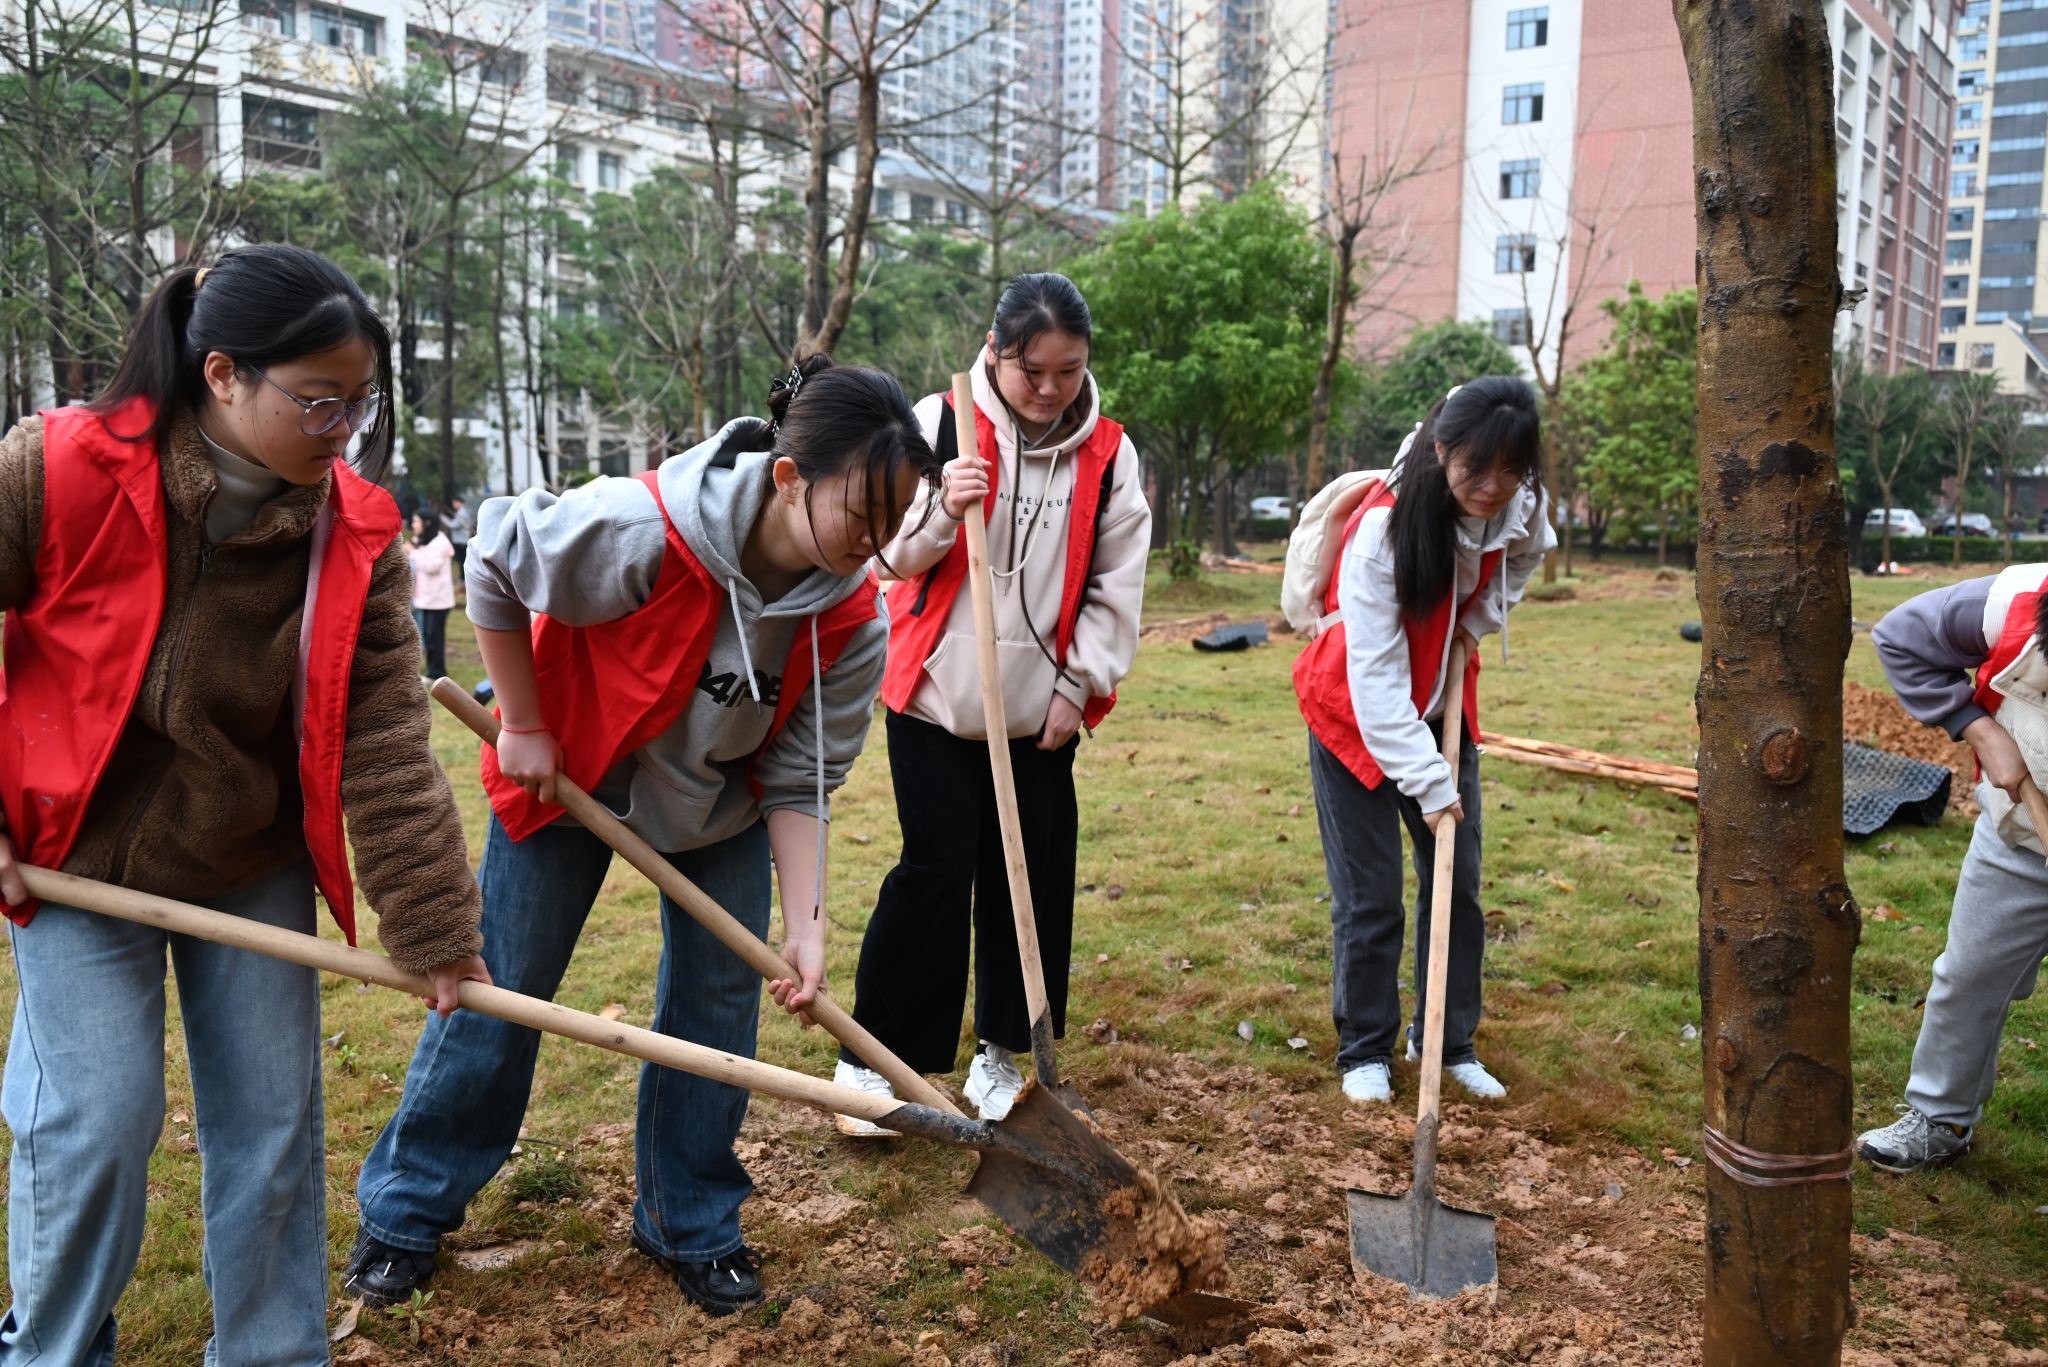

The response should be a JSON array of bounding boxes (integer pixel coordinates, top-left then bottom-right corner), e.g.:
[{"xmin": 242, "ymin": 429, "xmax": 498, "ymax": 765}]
[
  {"xmin": 877, "ymin": 352, "xmax": 1152, "ymax": 739},
  {"xmin": 1338, "ymin": 475, "xmax": 1555, "ymax": 813}
]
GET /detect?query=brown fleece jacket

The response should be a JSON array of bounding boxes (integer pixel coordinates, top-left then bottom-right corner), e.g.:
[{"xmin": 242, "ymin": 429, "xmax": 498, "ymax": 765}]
[{"xmin": 0, "ymin": 412, "xmax": 482, "ymax": 974}]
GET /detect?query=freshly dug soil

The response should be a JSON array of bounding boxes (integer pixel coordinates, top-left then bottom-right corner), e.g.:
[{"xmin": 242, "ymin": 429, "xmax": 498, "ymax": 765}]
[{"xmin": 1843, "ymin": 681, "xmax": 1979, "ymax": 814}]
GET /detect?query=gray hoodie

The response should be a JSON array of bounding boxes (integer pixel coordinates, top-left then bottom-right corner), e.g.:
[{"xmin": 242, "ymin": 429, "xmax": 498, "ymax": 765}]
[{"xmin": 465, "ymin": 418, "xmax": 888, "ymax": 852}]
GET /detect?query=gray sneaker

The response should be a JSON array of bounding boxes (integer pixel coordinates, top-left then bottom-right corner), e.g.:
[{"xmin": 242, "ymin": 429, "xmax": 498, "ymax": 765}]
[{"xmin": 1857, "ymin": 1105, "xmax": 1971, "ymax": 1173}]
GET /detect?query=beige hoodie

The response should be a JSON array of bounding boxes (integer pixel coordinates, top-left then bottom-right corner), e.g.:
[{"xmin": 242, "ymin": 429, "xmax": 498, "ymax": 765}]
[{"xmin": 877, "ymin": 351, "xmax": 1152, "ymax": 739}]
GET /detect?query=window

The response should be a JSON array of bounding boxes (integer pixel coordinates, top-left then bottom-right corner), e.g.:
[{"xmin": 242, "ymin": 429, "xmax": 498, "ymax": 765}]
[
  {"xmin": 1955, "ymin": 138, "xmax": 1981, "ymax": 162},
  {"xmin": 1506, "ymin": 6, "xmax": 1547, "ymax": 48},
  {"xmin": 308, "ymin": 5, "xmax": 378, "ymax": 55},
  {"xmin": 1949, "ymin": 237, "xmax": 1975, "ymax": 264},
  {"xmin": 1960, "ymin": 69, "xmax": 1986, "ymax": 95},
  {"xmin": 910, "ymin": 192, "xmax": 934, "ymax": 220},
  {"xmin": 239, "ymin": 0, "xmax": 294, "ymax": 37},
  {"xmin": 1952, "ymin": 206, "xmax": 1978, "ymax": 231},
  {"xmin": 592, "ymin": 77, "xmax": 637, "ymax": 116},
  {"xmin": 1985, "ymin": 238, "xmax": 2037, "ymax": 254},
  {"xmin": 1967, "ymin": 0, "xmax": 1991, "ymax": 20},
  {"xmin": 1991, "ymin": 135, "xmax": 2048, "ymax": 152},
  {"xmin": 1981, "ymin": 275, "xmax": 2037, "ymax": 287},
  {"xmin": 1492, "ymin": 308, "xmax": 1531, "ymax": 346},
  {"xmin": 479, "ymin": 51, "xmax": 522, "ymax": 87},
  {"xmin": 1938, "ymin": 342, "xmax": 1958, "ymax": 366},
  {"xmin": 1958, "ymin": 100, "xmax": 1984, "ymax": 129},
  {"xmin": 1942, "ymin": 306, "xmax": 1969, "ymax": 330},
  {"xmin": 597, "ymin": 152, "xmax": 622, "ymax": 190},
  {"xmin": 1973, "ymin": 343, "xmax": 1999, "ymax": 368},
  {"xmin": 243, "ymin": 95, "xmax": 320, "ymax": 167},
  {"xmin": 1495, "ymin": 233, "xmax": 1537, "ymax": 273},
  {"xmin": 1946, "ymin": 274, "xmax": 1972, "ymax": 298},
  {"xmin": 1989, "ymin": 171, "xmax": 2045, "ymax": 186},
  {"xmin": 1499, "ymin": 157, "xmax": 1540, "ymax": 199},
  {"xmin": 945, "ymin": 199, "xmax": 967, "ymax": 224},
  {"xmin": 1953, "ymin": 170, "xmax": 1980, "ymax": 196},
  {"xmin": 555, "ymin": 142, "xmax": 581, "ymax": 184},
  {"xmin": 1961, "ymin": 33, "xmax": 1989, "ymax": 62},
  {"xmin": 875, "ymin": 187, "xmax": 895, "ymax": 219},
  {"xmin": 1503, "ymin": 82, "xmax": 1544, "ymax": 124}
]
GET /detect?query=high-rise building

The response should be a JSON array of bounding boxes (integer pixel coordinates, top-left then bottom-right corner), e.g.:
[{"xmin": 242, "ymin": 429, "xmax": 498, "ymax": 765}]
[
  {"xmin": 1332, "ymin": 0, "xmax": 1963, "ymax": 378},
  {"xmin": 1935, "ymin": 0, "xmax": 2048, "ymax": 391}
]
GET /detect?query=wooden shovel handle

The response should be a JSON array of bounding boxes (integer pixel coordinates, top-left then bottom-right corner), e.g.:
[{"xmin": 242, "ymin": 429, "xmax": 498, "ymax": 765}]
[
  {"xmin": 430, "ymin": 679, "xmax": 963, "ymax": 1118},
  {"xmin": 954, "ymin": 370, "xmax": 1062, "ymax": 1090},
  {"xmin": 15, "ymin": 865, "xmax": 929, "ymax": 1128},
  {"xmin": 1412, "ymin": 638, "xmax": 1471, "ymax": 1159},
  {"xmin": 2021, "ymin": 776, "xmax": 2048, "ymax": 864}
]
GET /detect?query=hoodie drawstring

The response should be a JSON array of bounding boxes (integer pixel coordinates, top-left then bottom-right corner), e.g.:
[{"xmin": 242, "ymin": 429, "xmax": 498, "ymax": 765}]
[
  {"xmin": 810, "ymin": 614, "xmax": 825, "ymax": 921},
  {"xmin": 728, "ymin": 581, "xmax": 763, "ymax": 706}
]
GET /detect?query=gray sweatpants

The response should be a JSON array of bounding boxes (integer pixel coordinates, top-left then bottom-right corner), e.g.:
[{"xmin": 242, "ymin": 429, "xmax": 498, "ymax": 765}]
[{"xmin": 1904, "ymin": 807, "xmax": 2048, "ymax": 1129}]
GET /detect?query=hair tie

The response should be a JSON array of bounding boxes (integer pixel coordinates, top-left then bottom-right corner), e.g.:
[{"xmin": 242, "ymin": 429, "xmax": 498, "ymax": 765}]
[
  {"xmin": 1444, "ymin": 383, "xmax": 1463, "ymax": 402},
  {"xmin": 194, "ymin": 267, "xmax": 210, "ymax": 291},
  {"xmin": 767, "ymin": 359, "xmax": 805, "ymax": 433}
]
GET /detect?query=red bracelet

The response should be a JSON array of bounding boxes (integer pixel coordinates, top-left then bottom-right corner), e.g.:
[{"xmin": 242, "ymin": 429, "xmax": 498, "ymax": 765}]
[{"xmin": 500, "ymin": 723, "xmax": 549, "ymax": 735}]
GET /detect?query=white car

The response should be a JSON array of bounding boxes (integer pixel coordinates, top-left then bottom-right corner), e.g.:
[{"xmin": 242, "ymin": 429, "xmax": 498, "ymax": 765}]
[
  {"xmin": 1863, "ymin": 508, "xmax": 1926, "ymax": 537},
  {"xmin": 1249, "ymin": 496, "xmax": 1292, "ymax": 521}
]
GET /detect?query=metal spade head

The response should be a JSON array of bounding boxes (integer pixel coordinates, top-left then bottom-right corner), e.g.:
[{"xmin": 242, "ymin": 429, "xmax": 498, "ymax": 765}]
[
  {"xmin": 946, "ymin": 1080, "xmax": 1233, "ymax": 1322},
  {"xmin": 1346, "ymin": 1185, "xmax": 1497, "ymax": 1299}
]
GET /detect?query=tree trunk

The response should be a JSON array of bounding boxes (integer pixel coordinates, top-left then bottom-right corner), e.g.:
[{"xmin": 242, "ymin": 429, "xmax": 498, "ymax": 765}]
[
  {"xmin": 2003, "ymin": 474, "xmax": 2015, "ymax": 566},
  {"xmin": 1879, "ymin": 490, "xmax": 1893, "ymax": 571},
  {"xmin": 438, "ymin": 215, "xmax": 461, "ymax": 504},
  {"xmin": 1674, "ymin": 4, "xmax": 1855, "ymax": 1365},
  {"xmin": 799, "ymin": 4, "xmax": 835, "ymax": 348},
  {"xmin": 809, "ymin": 67, "xmax": 881, "ymax": 357}
]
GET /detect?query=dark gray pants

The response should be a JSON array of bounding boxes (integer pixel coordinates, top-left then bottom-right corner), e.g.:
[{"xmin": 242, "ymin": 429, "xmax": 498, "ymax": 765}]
[{"xmin": 1309, "ymin": 731, "xmax": 1486, "ymax": 1071}]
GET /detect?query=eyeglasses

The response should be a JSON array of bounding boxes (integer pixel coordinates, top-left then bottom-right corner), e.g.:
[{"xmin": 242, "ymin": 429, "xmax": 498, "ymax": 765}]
[{"xmin": 252, "ymin": 368, "xmax": 385, "ymax": 437}]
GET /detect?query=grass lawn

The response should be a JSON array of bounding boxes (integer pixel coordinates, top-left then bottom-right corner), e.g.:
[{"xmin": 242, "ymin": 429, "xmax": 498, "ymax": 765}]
[{"xmin": 1, "ymin": 552, "xmax": 2043, "ymax": 1364}]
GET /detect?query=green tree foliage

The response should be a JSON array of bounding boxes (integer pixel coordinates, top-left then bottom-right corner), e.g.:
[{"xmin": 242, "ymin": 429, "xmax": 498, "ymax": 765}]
[
  {"xmin": 1570, "ymin": 283, "xmax": 1698, "ymax": 567},
  {"xmin": 1068, "ymin": 181, "xmax": 1325, "ymax": 548},
  {"xmin": 1349, "ymin": 320, "xmax": 1521, "ymax": 469}
]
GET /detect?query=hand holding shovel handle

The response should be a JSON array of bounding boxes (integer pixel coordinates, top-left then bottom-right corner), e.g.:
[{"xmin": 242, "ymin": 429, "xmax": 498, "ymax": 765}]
[{"xmin": 430, "ymin": 679, "xmax": 963, "ymax": 1118}]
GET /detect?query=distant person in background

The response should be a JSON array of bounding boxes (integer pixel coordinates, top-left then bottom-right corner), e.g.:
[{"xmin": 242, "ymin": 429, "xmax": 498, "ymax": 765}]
[
  {"xmin": 445, "ymin": 494, "xmax": 473, "ymax": 586},
  {"xmin": 410, "ymin": 509, "xmax": 456, "ymax": 681}
]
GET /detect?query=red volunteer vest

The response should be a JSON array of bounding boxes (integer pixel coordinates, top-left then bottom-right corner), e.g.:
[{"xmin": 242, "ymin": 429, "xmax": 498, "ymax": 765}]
[
  {"xmin": 879, "ymin": 392, "xmax": 1122, "ymax": 729},
  {"xmin": 1971, "ymin": 573, "xmax": 2048, "ymax": 717},
  {"xmin": 0, "ymin": 398, "xmax": 398, "ymax": 939},
  {"xmin": 1292, "ymin": 481, "xmax": 1499, "ymax": 790},
  {"xmin": 482, "ymin": 469, "xmax": 881, "ymax": 841}
]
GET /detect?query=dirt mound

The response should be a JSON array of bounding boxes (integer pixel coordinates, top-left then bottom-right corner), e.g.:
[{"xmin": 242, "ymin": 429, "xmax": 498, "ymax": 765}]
[{"xmin": 1844, "ymin": 681, "xmax": 1978, "ymax": 813}]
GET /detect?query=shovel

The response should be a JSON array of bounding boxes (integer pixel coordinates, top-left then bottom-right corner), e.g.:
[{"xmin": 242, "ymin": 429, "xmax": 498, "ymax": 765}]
[
  {"xmin": 949, "ymin": 371, "xmax": 1250, "ymax": 1324},
  {"xmin": 427, "ymin": 677, "xmax": 962, "ymax": 1120},
  {"xmin": 17, "ymin": 863, "xmax": 1227, "ymax": 1321},
  {"xmin": 1347, "ymin": 637, "xmax": 1499, "ymax": 1298},
  {"xmin": 952, "ymin": 369, "xmax": 1085, "ymax": 1111}
]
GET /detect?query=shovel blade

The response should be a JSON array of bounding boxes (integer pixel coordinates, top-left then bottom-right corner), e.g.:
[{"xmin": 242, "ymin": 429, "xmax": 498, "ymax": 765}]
[
  {"xmin": 1347, "ymin": 1188, "xmax": 1497, "ymax": 1299},
  {"xmin": 963, "ymin": 1081, "xmax": 1228, "ymax": 1321}
]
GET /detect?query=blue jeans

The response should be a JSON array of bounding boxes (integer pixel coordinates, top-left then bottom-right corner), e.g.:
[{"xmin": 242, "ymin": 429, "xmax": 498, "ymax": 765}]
[
  {"xmin": 357, "ymin": 815, "xmax": 771, "ymax": 1262},
  {"xmin": 1, "ymin": 862, "xmax": 328, "ymax": 1367}
]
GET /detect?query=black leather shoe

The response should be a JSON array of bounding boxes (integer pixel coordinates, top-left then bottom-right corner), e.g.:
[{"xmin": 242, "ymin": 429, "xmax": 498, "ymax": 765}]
[
  {"xmin": 341, "ymin": 1229, "xmax": 437, "ymax": 1308},
  {"xmin": 630, "ymin": 1229, "xmax": 765, "ymax": 1316}
]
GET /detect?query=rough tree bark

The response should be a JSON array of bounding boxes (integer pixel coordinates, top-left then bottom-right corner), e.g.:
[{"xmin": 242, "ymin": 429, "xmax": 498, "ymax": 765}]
[{"xmin": 1673, "ymin": 3, "xmax": 1856, "ymax": 1364}]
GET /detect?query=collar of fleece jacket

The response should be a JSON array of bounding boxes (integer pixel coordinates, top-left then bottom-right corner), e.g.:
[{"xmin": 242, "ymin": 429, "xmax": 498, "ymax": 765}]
[{"xmin": 162, "ymin": 413, "xmax": 332, "ymax": 546}]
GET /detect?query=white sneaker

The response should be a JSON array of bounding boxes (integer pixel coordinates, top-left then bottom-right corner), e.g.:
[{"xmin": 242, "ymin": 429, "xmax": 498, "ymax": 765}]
[
  {"xmin": 964, "ymin": 1046, "xmax": 1026, "ymax": 1121},
  {"xmin": 1341, "ymin": 1061, "xmax": 1394, "ymax": 1104},
  {"xmin": 832, "ymin": 1060, "xmax": 898, "ymax": 1138},
  {"xmin": 1858, "ymin": 1105, "xmax": 1971, "ymax": 1173},
  {"xmin": 1403, "ymin": 1036, "xmax": 1508, "ymax": 1098}
]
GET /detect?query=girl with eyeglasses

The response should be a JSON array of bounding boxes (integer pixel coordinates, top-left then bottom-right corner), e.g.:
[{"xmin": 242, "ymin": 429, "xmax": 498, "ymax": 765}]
[{"xmin": 0, "ymin": 243, "xmax": 491, "ymax": 1363}]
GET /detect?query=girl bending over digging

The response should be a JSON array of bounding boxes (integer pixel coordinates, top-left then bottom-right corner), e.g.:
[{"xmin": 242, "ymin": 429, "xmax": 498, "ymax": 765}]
[
  {"xmin": 832, "ymin": 272, "xmax": 1151, "ymax": 1130},
  {"xmin": 0, "ymin": 245, "xmax": 488, "ymax": 1364},
  {"xmin": 1859, "ymin": 564, "xmax": 2048, "ymax": 1172},
  {"xmin": 1293, "ymin": 376, "xmax": 1552, "ymax": 1107},
  {"xmin": 347, "ymin": 356, "xmax": 940, "ymax": 1318}
]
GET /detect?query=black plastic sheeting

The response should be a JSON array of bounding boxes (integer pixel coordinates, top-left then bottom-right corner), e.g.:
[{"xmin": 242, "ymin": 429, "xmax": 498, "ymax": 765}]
[
  {"xmin": 1192, "ymin": 622, "xmax": 1269, "ymax": 652},
  {"xmin": 1843, "ymin": 742, "xmax": 1952, "ymax": 837}
]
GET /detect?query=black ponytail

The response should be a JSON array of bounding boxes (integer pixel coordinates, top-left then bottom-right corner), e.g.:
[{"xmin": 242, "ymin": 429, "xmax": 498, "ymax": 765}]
[
  {"xmin": 92, "ymin": 244, "xmax": 397, "ymax": 481},
  {"xmin": 1388, "ymin": 375, "xmax": 1542, "ymax": 617}
]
